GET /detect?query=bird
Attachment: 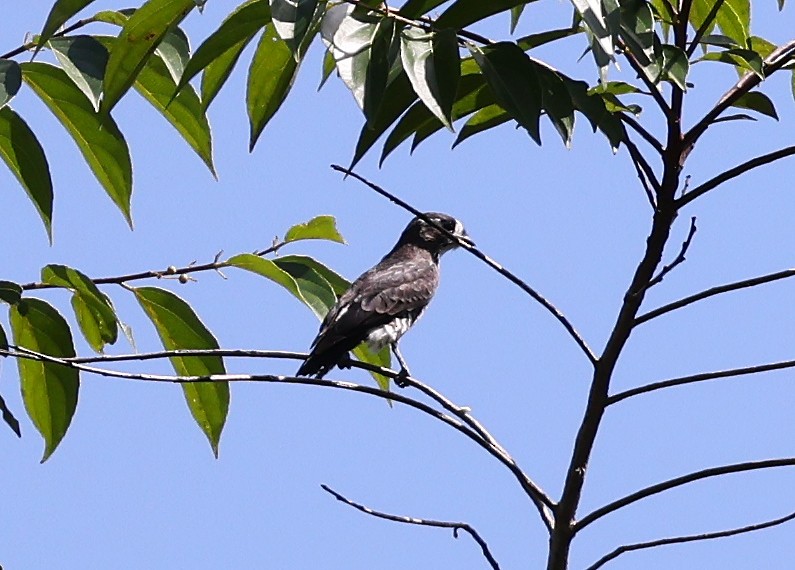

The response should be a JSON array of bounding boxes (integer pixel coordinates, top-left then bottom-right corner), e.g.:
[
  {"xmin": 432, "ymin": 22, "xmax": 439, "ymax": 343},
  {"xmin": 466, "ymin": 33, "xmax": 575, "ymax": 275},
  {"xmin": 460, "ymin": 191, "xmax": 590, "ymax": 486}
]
[{"xmin": 296, "ymin": 212, "xmax": 472, "ymax": 381}]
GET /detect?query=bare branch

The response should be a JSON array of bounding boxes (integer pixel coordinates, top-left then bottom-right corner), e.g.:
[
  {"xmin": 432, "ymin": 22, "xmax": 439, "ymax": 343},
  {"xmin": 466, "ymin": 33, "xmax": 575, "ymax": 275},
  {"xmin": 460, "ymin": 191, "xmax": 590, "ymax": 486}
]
[
  {"xmin": 686, "ymin": 0, "xmax": 726, "ymax": 58},
  {"xmin": 620, "ymin": 115, "xmax": 664, "ymax": 155},
  {"xmin": 576, "ymin": 458, "xmax": 795, "ymax": 531},
  {"xmin": 624, "ymin": 136, "xmax": 660, "ymax": 208},
  {"xmin": 330, "ymin": 164, "xmax": 597, "ymax": 365},
  {"xmin": 641, "ymin": 217, "xmax": 697, "ymax": 291},
  {"xmin": 618, "ymin": 39, "xmax": 672, "ymax": 119},
  {"xmin": 321, "ymin": 484, "xmax": 501, "ymax": 570},
  {"xmin": 685, "ymin": 40, "xmax": 795, "ymax": 147},
  {"xmin": 609, "ymin": 358, "xmax": 795, "ymax": 405},
  {"xmin": 21, "ymin": 241, "xmax": 288, "ymax": 291},
  {"xmin": 585, "ymin": 508, "xmax": 795, "ymax": 570},
  {"xmin": 677, "ymin": 146, "xmax": 795, "ymax": 209},
  {"xmin": 635, "ymin": 268, "xmax": 795, "ymax": 325},
  {"xmin": 0, "ymin": 17, "xmax": 97, "ymax": 59},
  {"xmin": 2, "ymin": 345, "xmax": 554, "ymax": 529}
]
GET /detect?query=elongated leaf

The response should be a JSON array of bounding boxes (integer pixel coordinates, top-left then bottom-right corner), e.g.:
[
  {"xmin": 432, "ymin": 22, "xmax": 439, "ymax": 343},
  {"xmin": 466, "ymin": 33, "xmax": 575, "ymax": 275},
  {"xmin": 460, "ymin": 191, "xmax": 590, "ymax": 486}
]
[
  {"xmin": 619, "ymin": 0, "xmax": 659, "ymax": 81},
  {"xmin": 285, "ymin": 215, "xmax": 346, "ymax": 244},
  {"xmin": 101, "ymin": 0, "xmax": 196, "ymax": 114},
  {"xmin": 700, "ymin": 48, "xmax": 763, "ymax": 77},
  {"xmin": 10, "ymin": 298, "xmax": 79, "ymax": 462},
  {"xmin": 569, "ymin": 0, "xmax": 614, "ymax": 59},
  {"xmin": 319, "ymin": 48, "xmax": 336, "ymax": 90},
  {"xmin": 156, "ymin": 26, "xmax": 190, "ymax": 82},
  {"xmin": 399, "ymin": 0, "xmax": 446, "ymax": 17},
  {"xmin": 276, "ymin": 254, "xmax": 352, "ymax": 295},
  {"xmin": 0, "ymin": 281, "xmax": 22, "ymax": 305},
  {"xmin": 41, "ymin": 264, "xmax": 118, "ymax": 352},
  {"xmin": 516, "ymin": 27, "xmax": 583, "ymax": 50},
  {"xmin": 0, "ymin": 59, "xmax": 22, "ymax": 109},
  {"xmin": 565, "ymin": 77, "xmax": 625, "ymax": 150},
  {"xmin": 436, "ymin": 0, "xmax": 528, "ymax": 28},
  {"xmin": 134, "ymin": 287, "xmax": 228, "ymax": 457},
  {"xmin": 270, "ymin": 0, "xmax": 321, "ymax": 57},
  {"xmin": 22, "ymin": 62, "xmax": 133, "ymax": 225},
  {"xmin": 364, "ymin": 17, "xmax": 396, "ymax": 124},
  {"xmin": 0, "ymin": 322, "xmax": 7, "ymax": 350},
  {"xmin": 658, "ymin": 44, "xmax": 689, "ymax": 90},
  {"xmin": 510, "ymin": 4, "xmax": 526, "ymax": 33},
  {"xmin": 0, "ymin": 391, "xmax": 21, "ymax": 438},
  {"xmin": 48, "ymin": 36, "xmax": 108, "ymax": 111},
  {"xmin": 400, "ymin": 28, "xmax": 460, "ymax": 130},
  {"xmin": 731, "ymin": 91, "xmax": 778, "ymax": 120},
  {"xmin": 536, "ymin": 66, "xmax": 575, "ymax": 145},
  {"xmin": 0, "ymin": 107, "xmax": 54, "ymax": 241},
  {"xmin": 37, "ymin": 0, "xmax": 98, "ymax": 50},
  {"xmin": 470, "ymin": 42, "xmax": 542, "ymax": 143},
  {"xmin": 453, "ymin": 104, "xmax": 511, "ymax": 147},
  {"xmin": 717, "ymin": 0, "xmax": 749, "ymax": 48},
  {"xmin": 247, "ymin": 26, "xmax": 299, "ymax": 150},
  {"xmin": 176, "ymin": 0, "xmax": 270, "ymax": 102}
]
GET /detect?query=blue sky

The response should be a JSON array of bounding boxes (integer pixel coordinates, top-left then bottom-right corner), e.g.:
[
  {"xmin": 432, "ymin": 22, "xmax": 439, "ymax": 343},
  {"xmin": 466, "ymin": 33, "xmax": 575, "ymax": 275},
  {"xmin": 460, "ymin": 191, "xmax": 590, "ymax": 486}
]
[{"xmin": 2, "ymin": 1, "xmax": 795, "ymax": 569}]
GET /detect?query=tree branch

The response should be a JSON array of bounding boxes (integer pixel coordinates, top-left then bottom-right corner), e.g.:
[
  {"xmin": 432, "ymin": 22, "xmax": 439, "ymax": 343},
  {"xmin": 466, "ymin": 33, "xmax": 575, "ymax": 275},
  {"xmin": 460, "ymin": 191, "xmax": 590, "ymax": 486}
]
[
  {"xmin": 585, "ymin": 508, "xmax": 795, "ymax": 570},
  {"xmin": 685, "ymin": 0, "xmax": 726, "ymax": 58},
  {"xmin": 624, "ymin": 136, "xmax": 660, "ymax": 208},
  {"xmin": 635, "ymin": 267, "xmax": 795, "ymax": 325},
  {"xmin": 676, "ymin": 145, "xmax": 795, "ymax": 209},
  {"xmin": 576, "ymin": 458, "xmax": 795, "ymax": 531},
  {"xmin": 685, "ymin": 40, "xmax": 795, "ymax": 147},
  {"xmin": 641, "ymin": 217, "xmax": 697, "ymax": 291},
  {"xmin": 618, "ymin": 41, "xmax": 673, "ymax": 119},
  {"xmin": 330, "ymin": 164, "xmax": 597, "ymax": 365},
  {"xmin": 608, "ymin": 358, "xmax": 795, "ymax": 405},
  {"xmin": 0, "ymin": 16, "xmax": 97, "ymax": 59},
  {"xmin": 321, "ymin": 484, "xmax": 501, "ymax": 570},
  {"xmin": 620, "ymin": 114, "xmax": 664, "ymax": 155},
  {"xmin": 2, "ymin": 345, "xmax": 555, "ymax": 529}
]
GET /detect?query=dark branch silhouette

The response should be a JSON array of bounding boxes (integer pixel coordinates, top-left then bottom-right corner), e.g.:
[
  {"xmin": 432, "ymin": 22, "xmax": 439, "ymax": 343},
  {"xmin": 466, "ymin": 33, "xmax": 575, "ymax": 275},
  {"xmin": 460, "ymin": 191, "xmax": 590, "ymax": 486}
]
[{"xmin": 321, "ymin": 484, "xmax": 501, "ymax": 570}]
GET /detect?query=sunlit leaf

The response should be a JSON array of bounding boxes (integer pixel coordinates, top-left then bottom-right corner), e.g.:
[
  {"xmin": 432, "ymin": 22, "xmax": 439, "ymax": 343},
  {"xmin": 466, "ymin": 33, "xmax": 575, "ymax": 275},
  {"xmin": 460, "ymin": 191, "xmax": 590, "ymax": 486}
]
[
  {"xmin": 133, "ymin": 286, "xmax": 228, "ymax": 457},
  {"xmin": 41, "ymin": 264, "xmax": 118, "ymax": 352},
  {"xmin": 10, "ymin": 298, "xmax": 79, "ymax": 462},
  {"xmin": 436, "ymin": 0, "xmax": 531, "ymax": 29},
  {"xmin": 658, "ymin": 44, "xmax": 689, "ymax": 90},
  {"xmin": 22, "ymin": 62, "xmax": 133, "ymax": 226},
  {"xmin": 0, "ymin": 59, "xmax": 22, "ymax": 110},
  {"xmin": 247, "ymin": 26, "xmax": 299, "ymax": 151},
  {"xmin": 285, "ymin": 215, "xmax": 346, "ymax": 244},
  {"xmin": 400, "ymin": 27, "xmax": 460, "ymax": 130},
  {"xmin": 699, "ymin": 48, "xmax": 763, "ymax": 77},
  {"xmin": 48, "ymin": 36, "xmax": 108, "ymax": 111},
  {"xmin": 270, "ymin": 0, "xmax": 321, "ymax": 57},
  {"xmin": 36, "ymin": 0, "xmax": 98, "ymax": 51},
  {"xmin": 101, "ymin": 0, "xmax": 196, "ymax": 114},
  {"xmin": 470, "ymin": 42, "xmax": 542, "ymax": 143},
  {"xmin": 568, "ymin": 0, "xmax": 614, "ymax": 59},
  {"xmin": 0, "ymin": 107, "xmax": 53, "ymax": 241}
]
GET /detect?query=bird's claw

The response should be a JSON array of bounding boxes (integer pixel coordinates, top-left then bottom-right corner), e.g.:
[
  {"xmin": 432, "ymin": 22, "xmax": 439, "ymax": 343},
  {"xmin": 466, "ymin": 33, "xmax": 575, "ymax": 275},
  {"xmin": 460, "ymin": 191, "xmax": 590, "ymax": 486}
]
[
  {"xmin": 394, "ymin": 368, "xmax": 411, "ymax": 388},
  {"xmin": 338, "ymin": 353, "xmax": 354, "ymax": 370}
]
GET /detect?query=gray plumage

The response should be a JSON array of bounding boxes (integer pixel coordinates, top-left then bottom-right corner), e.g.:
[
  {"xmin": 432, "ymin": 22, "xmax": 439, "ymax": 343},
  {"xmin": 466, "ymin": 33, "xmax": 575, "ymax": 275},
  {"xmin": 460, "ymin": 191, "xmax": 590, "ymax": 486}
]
[{"xmin": 297, "ymin": 212, "xmax": 471, "ymax": 379}]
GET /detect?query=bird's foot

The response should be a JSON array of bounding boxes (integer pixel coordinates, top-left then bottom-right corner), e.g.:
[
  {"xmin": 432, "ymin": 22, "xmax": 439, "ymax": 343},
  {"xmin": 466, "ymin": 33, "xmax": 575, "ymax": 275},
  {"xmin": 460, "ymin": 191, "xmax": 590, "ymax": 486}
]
[
  {"xmin": 394, "ymin": 367, "xmax": 411, "ymax": 388},
  {"xmin": 338, "ymin": 353, "xmax": 354, "ymax": 370}
]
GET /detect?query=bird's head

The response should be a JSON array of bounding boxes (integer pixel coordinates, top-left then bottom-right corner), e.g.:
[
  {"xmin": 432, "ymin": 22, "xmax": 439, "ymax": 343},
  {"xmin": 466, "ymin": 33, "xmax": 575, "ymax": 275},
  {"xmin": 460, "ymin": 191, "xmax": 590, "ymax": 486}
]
[{"xmin": 398, "ymin": 212, "xmax": 473, "ymax": 255}]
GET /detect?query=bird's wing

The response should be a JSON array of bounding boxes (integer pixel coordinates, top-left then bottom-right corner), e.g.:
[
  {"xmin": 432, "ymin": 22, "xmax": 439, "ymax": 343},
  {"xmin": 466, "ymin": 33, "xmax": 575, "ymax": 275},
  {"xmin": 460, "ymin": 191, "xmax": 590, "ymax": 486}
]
[{"xmin": 312, "ymin": 256, "xmax": 439, "ymax": 348}]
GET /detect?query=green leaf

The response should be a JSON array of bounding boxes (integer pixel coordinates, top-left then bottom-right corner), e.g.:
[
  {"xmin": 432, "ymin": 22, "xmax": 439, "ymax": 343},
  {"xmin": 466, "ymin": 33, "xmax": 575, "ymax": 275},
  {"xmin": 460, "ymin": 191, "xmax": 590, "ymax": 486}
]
[
  {"xmin": 568, "ymin": 0, "xmax": 614, "ymax": 59},
  {"xmin": 510, "ymin": 4, "xmax": 526, "ymax": 33},
  {"xmin": 48, "ymin": 36, "xmax": 108, "ymax": 111},
  {"xmin": 0, "ymin": 391, "xmax": 22, "ymax": 438},
  {"xmin": 700, "ymin": 48, "xmax": 763, "ymax": 77},
  {"xmin": 565, "ymin": 77, "xmax": 625, "ymax": 150},
  {"xmin": 36, "ymin": 0, "xmax": 98, "ymax": 51},
  {"xmin": 516, "ymin": 27, "xmax": 583, "ymax": 50},
  {"xmin": 364, "ymin": 17, "xmax": 397, "ymax": 124},
  {"xmin": 453, "ymin": 104, "xmax": 511, "ymax": 147},
  {"xmin": 400, "ymin": 27, "xmax": 460, "ymax": 130},
  {"xmin": 22, "ymin": 62, "xmax": 133, "ymax": 226},
  {"xmin": 658, "ymin": 44, "xmax": 689, "ymax": 90},
  {"xmin": 10, "ymin": 298, "xmax": 79, "ymax": 462},
  {"xmin": 536, "ymin": 66, "xmax": 575, "ymax": 146},
  {"xmin": 270, "ymin": 0, "xmax": 321, "ymax": 57},
  {"xmin": 319, "ymin": 48, "xmax": 336, "ymax": 90},
  {"xmin": 730, "ymin": 91, "xmax": 778, "ymax": 120},
  {"xmin": 41, "ymin": 264, "xmax": 118, "ymax": 352},
  {"xmin": 0, "ymin": 107, "xmax": 54, "ymax": 241},
  {"xmin": 0, "ymin": 281, "xmax": 22, "ymax": 305},
  {"xmin": 0, "ymin": 59, "xmax": 22, "ymax": 109},
  {"xmin": 175, "ymin": 0, "xmax": 270, "ymax": 104},
  {"xmin": 398, "ymin": 0, "xmax": 446, "ymax": 18},
  {"xmin": 619, "ymin": 0, "xmax": 659, "ymax": 82},
  {"xmin": 155, "ymin": 26, "xmax": 190, "ymax": 82},
  {"xmin": 285, "ymin": 215, "xmax": 346, "ymax": 244},
  {"xmin": 247, "ymin": 26, "xmax": 300, "ymax": 151},
  {"xmin": 747, "ymin": 36, "xmax": 776, "ymax": 60},
  {"xmin": 436, "ymin": 0, "xmax": 530, "ymax": 29},
  {"xmin": 133, "ymin": 286, "xmax": 228, "ymax": 457},
  {"xmin": 470, "ymin": 42, "xmax": 542, "ymax": 144},
  {"xmin": 101, "ymin": 0, "xmax": 196, "ymax": 114},
  {"xmin": 717, "ymin": 0, "xmax": 750, "ymax": 48},
  {"xmin": 698, "ymin": 34, "xmax": 739, "ymax": 48}
]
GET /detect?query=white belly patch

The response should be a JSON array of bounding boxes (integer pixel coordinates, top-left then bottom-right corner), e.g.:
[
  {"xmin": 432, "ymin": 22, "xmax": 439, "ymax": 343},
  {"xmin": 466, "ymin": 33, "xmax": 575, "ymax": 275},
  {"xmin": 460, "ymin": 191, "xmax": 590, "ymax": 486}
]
[{"xmin": 366, "ymin": 317, "xmax": 413, "ymax": 351}]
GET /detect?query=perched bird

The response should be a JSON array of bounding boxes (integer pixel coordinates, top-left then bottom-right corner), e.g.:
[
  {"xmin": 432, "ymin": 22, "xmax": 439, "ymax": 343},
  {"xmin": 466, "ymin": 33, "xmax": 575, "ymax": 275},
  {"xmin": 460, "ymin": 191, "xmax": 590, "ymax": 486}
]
[{"xmin": 297, "ymin": 212, "xmax": 472, "ymax": 380}]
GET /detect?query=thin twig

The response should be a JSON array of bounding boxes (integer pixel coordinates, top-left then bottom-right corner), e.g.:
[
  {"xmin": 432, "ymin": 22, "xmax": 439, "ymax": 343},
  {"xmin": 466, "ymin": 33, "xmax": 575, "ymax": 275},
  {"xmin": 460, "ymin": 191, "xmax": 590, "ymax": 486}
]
[
  {"xmin": 20, "ymin": 242, "xmax": 286, "ymax": 290},
  {"xmin": 2, "ymin": 345, "xmax": 554, "ymax": 529},
  {"xmin": 0, "ymin": 17, "xmax": 97, "ymax": 59},
  {"xmin": 685, "ymin": 40, "xmax": 795, "ymax": 147},
  {"xmin": 330, "ymin": 164, "xmax": 597, "ymax": 365},
  {"xmin": 321, "ymin": 484, "xmax": 501, "ymax": 570},
  {"xmin": 624, "ymin": 136, "xmax": 660, "ymax": 207},
  {"xmin": 640, "ymin": 216, "xmax": 697, "ymax": 292},
  {"xmin": 576, "ymin": 458, "xmax": 795, "ymax": 531},
  {"xmin": 618, "ymin": 39, "xmax": 672, "ymax": 119},
  {"xmin": 585, "ymin": 508, "xmax": 795, "ymax": 570},
  {"xmin": 685, "ymin": 0, "xmax": 726, "ymax": 58},
  {"xmin": 608, "ymin": 358, "xmax": 795, "ymax": 405},
  {"xmin": 620, "ymin": 115, "xmax": 664, "ymax": 154},
  {"xmin": 677, "ymin": 146, "xmax": 795, "ymax": 209},
  {"xmin": 635, "ymin": 268, "xmax": 795, "ymax": 325}
]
